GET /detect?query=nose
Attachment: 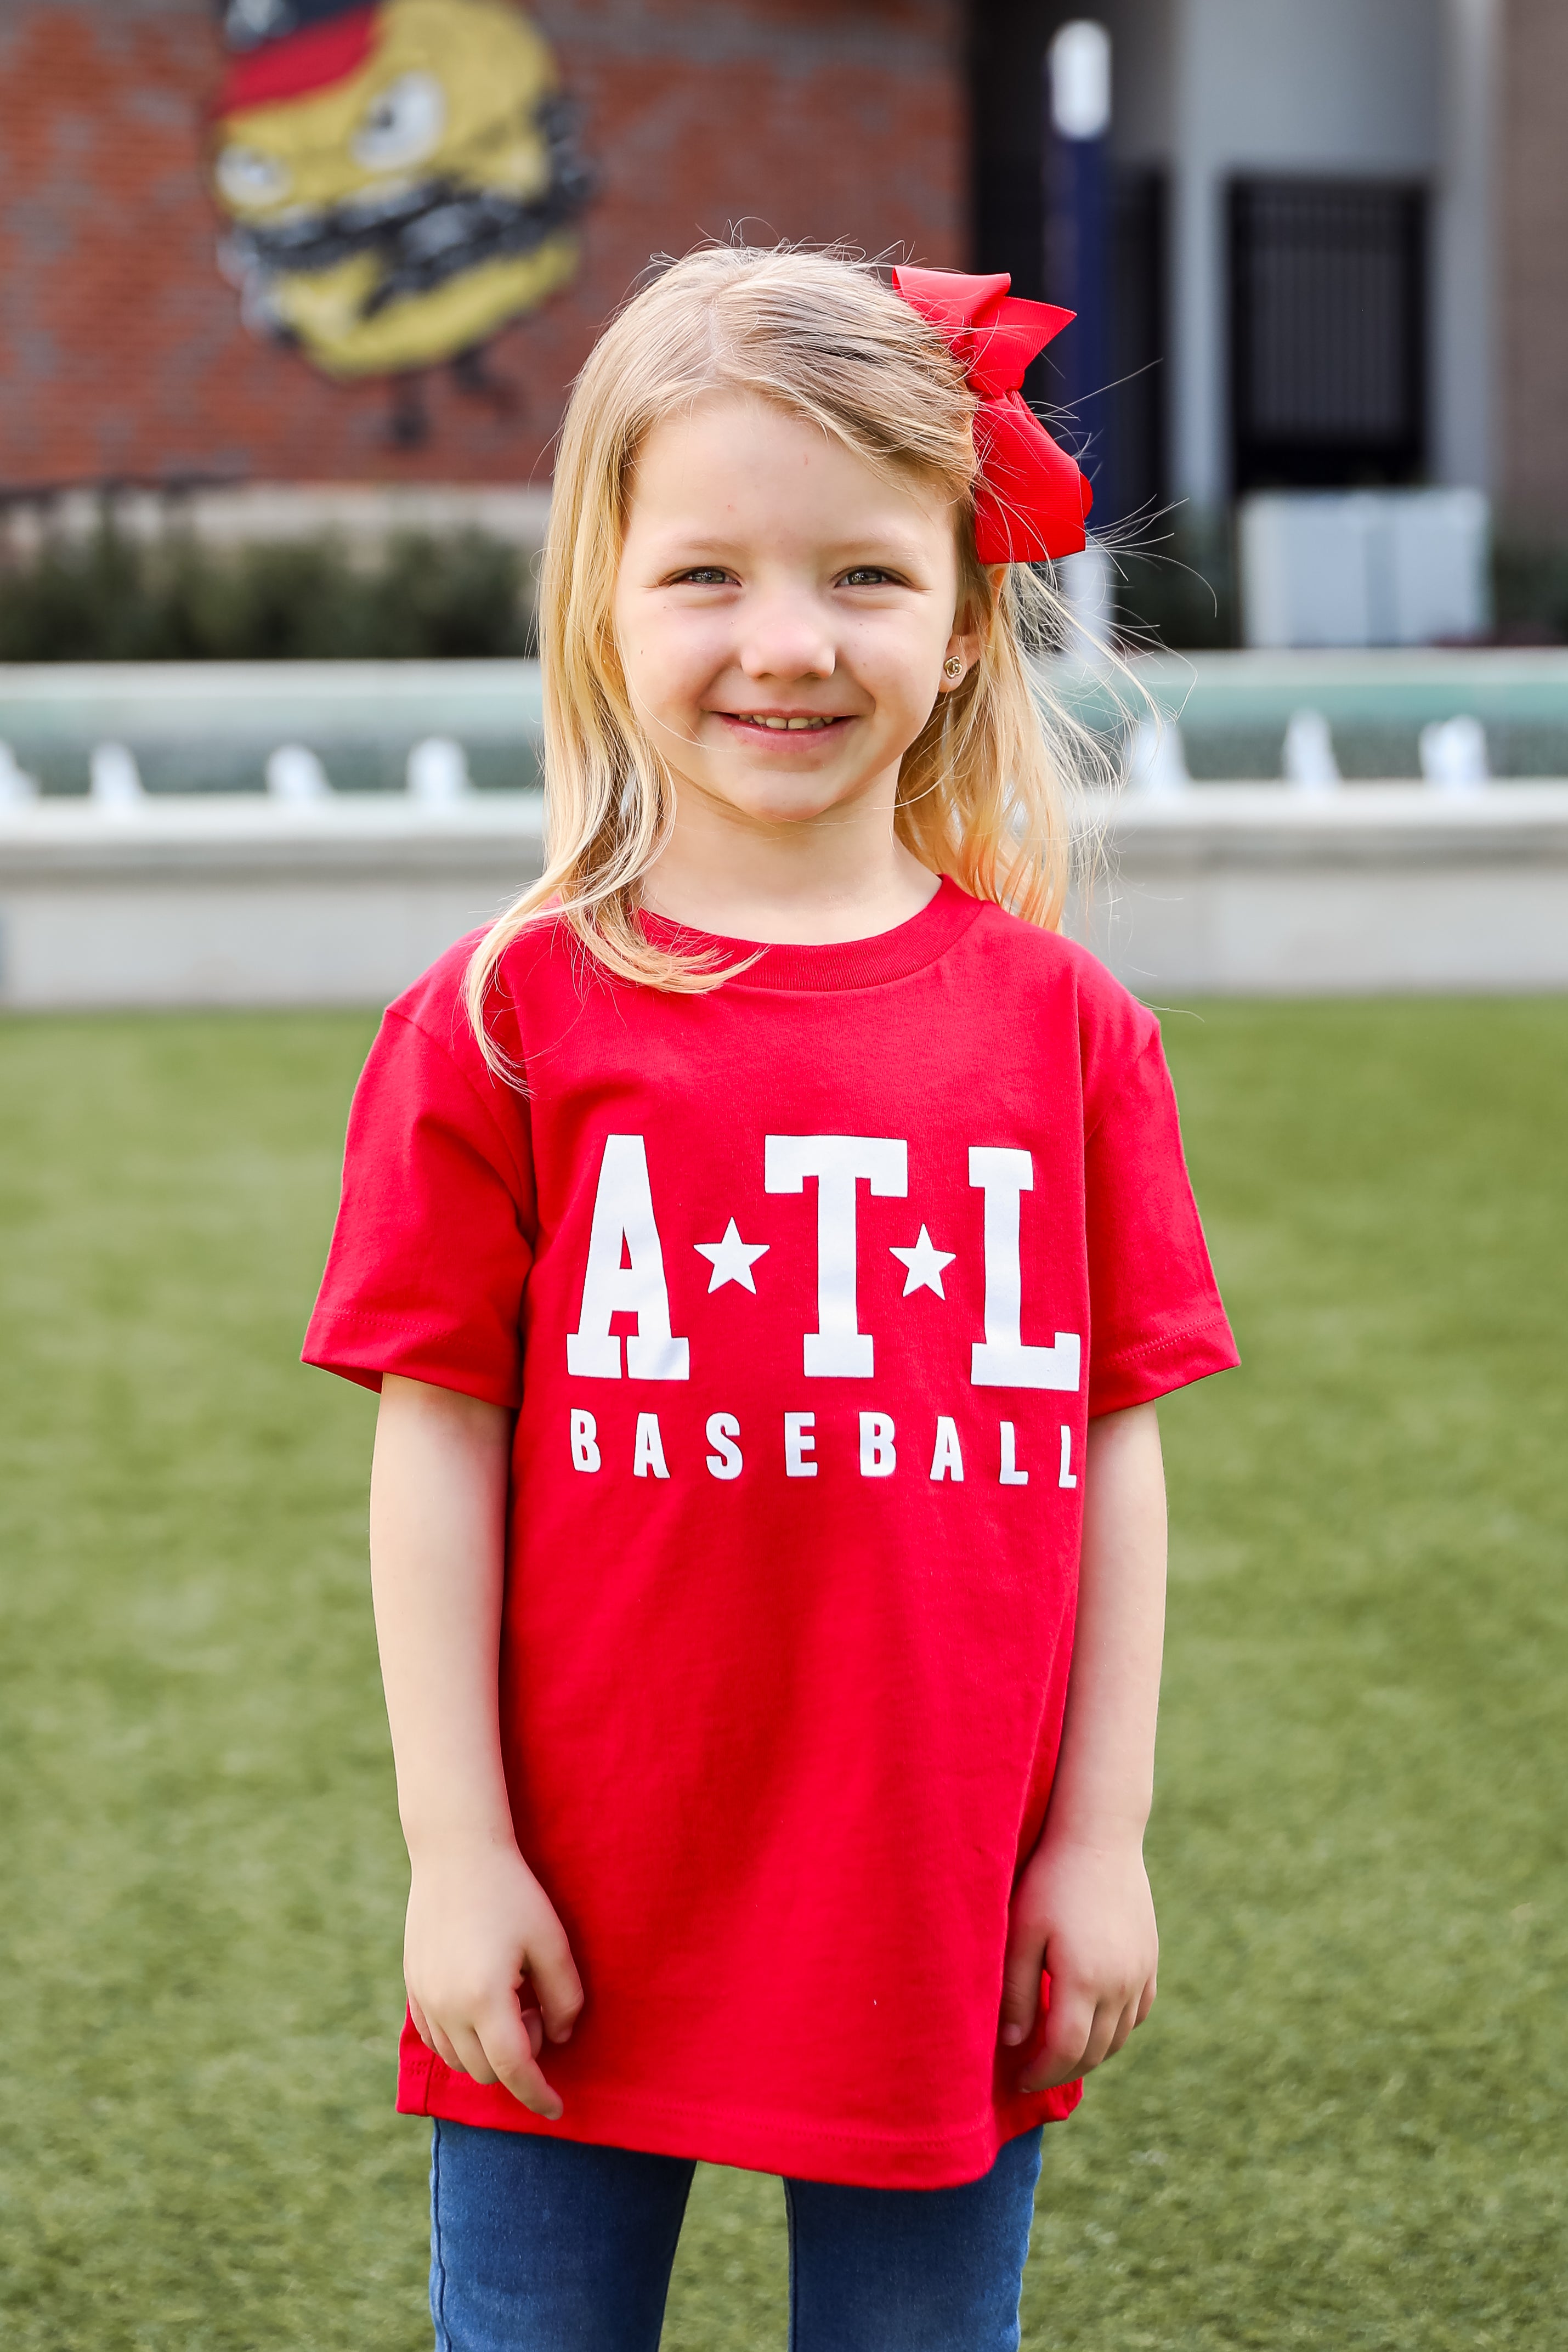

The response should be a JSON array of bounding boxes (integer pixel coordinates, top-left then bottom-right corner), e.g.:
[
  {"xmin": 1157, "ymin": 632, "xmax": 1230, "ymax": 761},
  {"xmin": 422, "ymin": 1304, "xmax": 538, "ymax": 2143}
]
[{"xmin": 735, "ymin": 589, "xmax": 836, "ymax": 683}]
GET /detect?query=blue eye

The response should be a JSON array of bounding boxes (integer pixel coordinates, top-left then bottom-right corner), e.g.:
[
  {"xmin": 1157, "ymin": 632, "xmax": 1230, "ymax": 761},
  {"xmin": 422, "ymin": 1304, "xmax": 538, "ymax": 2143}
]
[{"xmin": 674, "ymin": 568, "xmax": 730, "ymax": 586}]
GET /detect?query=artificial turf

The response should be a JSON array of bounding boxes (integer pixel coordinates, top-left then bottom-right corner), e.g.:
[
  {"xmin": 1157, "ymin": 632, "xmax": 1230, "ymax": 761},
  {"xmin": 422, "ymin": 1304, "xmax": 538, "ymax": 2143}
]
[{"xmin": 0, "ymin": 1000, "xmax": 1563, "ymax": 2350}]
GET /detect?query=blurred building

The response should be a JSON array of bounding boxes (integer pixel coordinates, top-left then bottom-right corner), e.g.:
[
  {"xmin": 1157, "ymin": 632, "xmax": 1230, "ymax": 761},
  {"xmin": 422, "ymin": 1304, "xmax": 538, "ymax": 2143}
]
[
  {"xmin": 979, "ymin": 0, "xmax": 1566, "ymax": 542},
  {"xmin": 0, "ymin": 1, "xmax": 1565, "ymax": 543},
  {"xmin": 0, "ymin": 1, "xmax": 966, "ymax": 501}
]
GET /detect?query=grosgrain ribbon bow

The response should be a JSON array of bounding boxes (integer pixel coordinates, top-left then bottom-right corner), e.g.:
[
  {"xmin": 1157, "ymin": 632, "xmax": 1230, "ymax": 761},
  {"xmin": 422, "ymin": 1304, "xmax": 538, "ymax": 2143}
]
[{"xmin": 891, "ymin": 267, "xmax": 1092, "ymax": 564}]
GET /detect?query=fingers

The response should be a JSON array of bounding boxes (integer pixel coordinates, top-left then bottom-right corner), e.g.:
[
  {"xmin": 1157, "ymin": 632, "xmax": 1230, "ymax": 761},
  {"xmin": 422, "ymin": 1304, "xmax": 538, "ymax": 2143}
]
[
  {"xmin": 529, "ymin": 1929, "xmax": 586, "ymax": 2046},
  {"xmin": 997, "ymin": 1938, "xmax": 1046, "ymax": 2050},
  {"xmin": 444, "ymin": 2022, "xmax": 500, "ymax": 2087},
  {"xmin": 1105, "ymin": 1997, "xmax": 1138, "ymax": 2061},
  {"xmin": 435, "ymin": 2012, "xmax": 561, "ymax": 2119},
  {"xmin": 1019, "ymin": 1981, "xmax": 1099, "ymax": 2091},
  {"xmin": 429, "ymin": 2019, "xmax": 471, "ymax": 2077},
  {"xmin": 1109, "ymin": 1977, "xmax": 1155, "ymax": 2057},
  {"xmin": 411, "ymin": 1995, "xmax": 565, "ymax": 2118},
  {"xmin": 1018, "ymin": 1979, "xmax": 1154, "ymax": 2093},
  {"xmin": 404, "ymin": 1919, "xmax": 581, "ymax": 2119},
  {"xmin": 401, "ymin": 1852, "xmax": 584, "ymax": 2120},
  {"xmin": 472, "ymin": 1999, "xmax": 565, "ymax": 2119}
]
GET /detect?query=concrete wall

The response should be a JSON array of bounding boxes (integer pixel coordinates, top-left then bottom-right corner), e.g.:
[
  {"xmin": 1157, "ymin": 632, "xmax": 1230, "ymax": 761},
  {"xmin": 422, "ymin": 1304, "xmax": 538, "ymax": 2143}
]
[
  {"xmin": 1086, "ymin": 784, "xmax": 1568, "ymax": 994},
  {"xmin": 0, "ymin": 797, "xmax": 547, "ymax": 1007},
  {"xmin": 0, "ymin": 0, "xmax": 966, "ymax": 495},
  {"xmin": 5, "ymin": 787, "xmax": 1568, "ymax": 1009}
]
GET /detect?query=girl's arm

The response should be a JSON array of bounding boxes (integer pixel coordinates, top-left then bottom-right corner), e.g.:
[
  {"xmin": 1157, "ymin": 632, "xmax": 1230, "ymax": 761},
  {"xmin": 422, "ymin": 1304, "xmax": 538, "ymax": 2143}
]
[
  {"xmin": 369, "ymin": 1372, "xmax": 584, "ymax": 2119},
  {"xmin": 999, "ymin": 1399, "xmax": 1167, "ymax": 2089}
]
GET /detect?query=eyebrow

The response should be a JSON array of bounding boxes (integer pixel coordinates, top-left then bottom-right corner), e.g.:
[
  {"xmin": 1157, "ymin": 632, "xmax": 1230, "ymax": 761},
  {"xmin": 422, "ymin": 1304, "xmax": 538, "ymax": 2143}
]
[{"xmin": 643, "ymin": 529, "xmax": 936, "ymax": 566}]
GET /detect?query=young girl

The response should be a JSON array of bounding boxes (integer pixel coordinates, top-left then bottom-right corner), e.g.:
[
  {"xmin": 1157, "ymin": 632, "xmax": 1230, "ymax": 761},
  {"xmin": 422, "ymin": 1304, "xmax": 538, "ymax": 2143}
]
[{"xmin": 305, "ymin": 245, "xmax": 1237, "ymax": 2351}]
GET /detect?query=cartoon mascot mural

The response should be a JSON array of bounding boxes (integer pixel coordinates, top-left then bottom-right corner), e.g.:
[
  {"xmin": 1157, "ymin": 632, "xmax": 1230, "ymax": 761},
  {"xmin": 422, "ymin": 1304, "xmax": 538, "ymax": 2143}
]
[{"xmin": 208, "ymin": 0, "xmax": 591, "ymax": 414}]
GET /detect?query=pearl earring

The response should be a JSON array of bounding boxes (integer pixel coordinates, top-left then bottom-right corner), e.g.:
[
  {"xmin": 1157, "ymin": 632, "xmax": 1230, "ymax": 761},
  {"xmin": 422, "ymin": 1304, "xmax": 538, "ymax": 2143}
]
[{"xmin": 943, "ymin": 656, "xmax": 964, "ymax": 680}]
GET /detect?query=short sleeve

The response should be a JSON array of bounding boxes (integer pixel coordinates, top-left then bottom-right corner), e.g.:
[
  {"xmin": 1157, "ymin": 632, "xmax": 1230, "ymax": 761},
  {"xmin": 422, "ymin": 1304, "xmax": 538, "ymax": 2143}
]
[
  {"xmin": 1084, "ymin": 1031, "xmax": 1238, "ymax": 1416},
  {"xmin": 302, "ymin": 1005, "xmax": 536, "ymax": 1410}
]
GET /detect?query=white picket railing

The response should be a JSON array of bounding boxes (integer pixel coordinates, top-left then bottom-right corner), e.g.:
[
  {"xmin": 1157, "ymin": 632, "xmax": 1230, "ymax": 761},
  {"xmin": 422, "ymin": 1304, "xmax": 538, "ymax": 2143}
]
[{"xmin": 4, "ymin": 655, "xmax": 1568, "ymax": 1004}]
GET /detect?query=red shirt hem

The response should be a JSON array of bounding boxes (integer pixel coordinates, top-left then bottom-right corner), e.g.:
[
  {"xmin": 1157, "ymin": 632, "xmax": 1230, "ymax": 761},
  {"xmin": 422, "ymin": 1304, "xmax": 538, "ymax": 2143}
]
[{"xmin": 396, "ymin": 2025, "xmax": 1082, "ymax": 2190}]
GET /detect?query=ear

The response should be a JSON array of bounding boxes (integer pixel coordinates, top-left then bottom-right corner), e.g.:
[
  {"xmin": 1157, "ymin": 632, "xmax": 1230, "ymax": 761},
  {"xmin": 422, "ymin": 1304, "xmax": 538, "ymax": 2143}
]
[{"xmin": 938, "ymin": 567, "xmax": 1005, "ymax": 692}]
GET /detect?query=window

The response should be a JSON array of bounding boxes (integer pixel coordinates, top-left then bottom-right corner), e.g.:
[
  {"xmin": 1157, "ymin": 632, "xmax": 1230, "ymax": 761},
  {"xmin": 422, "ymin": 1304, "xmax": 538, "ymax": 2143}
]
[{"xmin": 1229, "ymin": 177, "xmax": 1427, "ymax": 492}]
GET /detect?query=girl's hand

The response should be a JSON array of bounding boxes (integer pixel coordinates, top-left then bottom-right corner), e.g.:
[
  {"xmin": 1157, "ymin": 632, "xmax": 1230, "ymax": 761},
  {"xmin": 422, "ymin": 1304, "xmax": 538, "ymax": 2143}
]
[
  {"xmin": 403, "ymin": 1838, "xmax": 585, "ymax": 2120},
  {"xmin": 370, "ymin": 1379, "xmax": 581, "ymax": 2119},
  {"xmin": 998, "ymin": 1834, "xmax": 1158, "ymax": 2093}
]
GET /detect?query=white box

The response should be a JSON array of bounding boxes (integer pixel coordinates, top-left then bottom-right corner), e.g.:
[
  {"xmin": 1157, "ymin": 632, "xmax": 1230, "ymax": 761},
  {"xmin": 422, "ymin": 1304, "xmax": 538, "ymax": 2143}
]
[{"xmin": 1239, "ymin": 490, "xmax": 1490, "ymax": 649}]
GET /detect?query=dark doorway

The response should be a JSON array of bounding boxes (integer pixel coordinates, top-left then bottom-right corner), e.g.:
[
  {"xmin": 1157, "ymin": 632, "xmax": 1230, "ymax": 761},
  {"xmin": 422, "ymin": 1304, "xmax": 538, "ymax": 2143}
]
[
  {"xmin": 1107, "ymin": 166, "xmax": 1167, "ymax": 527},
  {"xmin": 970, "ymin": 6, "xmax": 1168, "ymax": 531},
  {"xmin": 1229, "ymin": 176, "xmax": 1428, "ymax": 492},
  {"xmin": 970, "ymin": 0, "xmax": 1054, "ymax": 305}
]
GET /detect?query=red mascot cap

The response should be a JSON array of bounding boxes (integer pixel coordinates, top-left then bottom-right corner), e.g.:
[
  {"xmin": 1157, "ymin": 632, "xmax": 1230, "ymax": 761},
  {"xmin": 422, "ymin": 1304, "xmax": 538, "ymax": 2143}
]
[{"xmin": 215, "ymin": 2, "xmax": 378, "ymax": 116}]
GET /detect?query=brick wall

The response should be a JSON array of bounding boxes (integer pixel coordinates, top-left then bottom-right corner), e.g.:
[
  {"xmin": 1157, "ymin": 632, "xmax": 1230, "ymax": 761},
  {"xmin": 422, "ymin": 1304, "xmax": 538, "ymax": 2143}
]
[
  {"xmin": 1497, "ymin": 0, "xmax": 1568, "ymax": 532},
  {"xmin": 0, "ymin": 0, "xmax": 967, "ymax": 492}
]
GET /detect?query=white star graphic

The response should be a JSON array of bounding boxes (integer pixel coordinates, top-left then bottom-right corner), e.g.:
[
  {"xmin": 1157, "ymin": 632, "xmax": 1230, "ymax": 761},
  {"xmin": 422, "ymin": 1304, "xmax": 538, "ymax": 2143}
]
[
  {"xmin": 890, "ymin": 1225, "xmax": 955, "ymax": 1299},
  {"xmin": 694, "ymin": 1219, "xmax": 770, "ymax": 1294}
]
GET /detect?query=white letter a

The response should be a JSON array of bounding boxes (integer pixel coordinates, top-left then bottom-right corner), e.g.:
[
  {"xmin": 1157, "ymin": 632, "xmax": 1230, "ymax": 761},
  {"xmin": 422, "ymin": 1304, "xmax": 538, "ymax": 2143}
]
[{"xmin": 567, "ymin": 1134, "xmax": 690, "ymax": 1379}]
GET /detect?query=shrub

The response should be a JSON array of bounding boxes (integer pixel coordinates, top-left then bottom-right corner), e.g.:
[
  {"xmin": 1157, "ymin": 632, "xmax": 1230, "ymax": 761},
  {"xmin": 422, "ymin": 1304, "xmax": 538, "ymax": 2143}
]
[
  {"xmin": 1112, "ymin": 512, "xmax": 1239, "ymax": 652},
  {"xmin": 1492, "ymin": 537, "xmax": 1568, "ymax": 644},
  {"xmin": 0, "ymin": 521, "xmax": 535, "ymax": 662}
]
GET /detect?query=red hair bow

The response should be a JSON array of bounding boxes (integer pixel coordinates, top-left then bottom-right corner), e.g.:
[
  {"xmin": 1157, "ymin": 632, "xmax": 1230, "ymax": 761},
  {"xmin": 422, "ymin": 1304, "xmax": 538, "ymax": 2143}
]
[{"xmin": 891, "ymin": 267, "xmax": 1091, "ymax": 563}]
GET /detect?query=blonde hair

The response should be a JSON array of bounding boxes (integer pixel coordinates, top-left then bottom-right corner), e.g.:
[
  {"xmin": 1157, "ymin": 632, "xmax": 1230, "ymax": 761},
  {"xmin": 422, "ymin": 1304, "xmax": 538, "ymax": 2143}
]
[{"xmin": 466, "ymin": 243, "xmax": 1103, "ymax": 1063}]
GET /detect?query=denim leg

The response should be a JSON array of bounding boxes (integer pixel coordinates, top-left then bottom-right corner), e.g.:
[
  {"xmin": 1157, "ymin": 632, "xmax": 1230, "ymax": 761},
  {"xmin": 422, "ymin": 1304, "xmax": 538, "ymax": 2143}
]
[
  {"xmin": 784, "ymin": 2128, "xmax": 1043, "ymax": 2352},
  {"xmin": 429, "ymin": 2121, "xmax": 695, "ymax": 2352}
]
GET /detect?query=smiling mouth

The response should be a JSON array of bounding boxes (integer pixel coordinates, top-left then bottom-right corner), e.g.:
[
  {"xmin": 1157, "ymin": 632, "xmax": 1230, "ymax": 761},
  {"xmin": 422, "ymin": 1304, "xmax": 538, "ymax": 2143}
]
[{"xmin": 720, "ymin": 713, "xmax": 851, "ymax": 732}]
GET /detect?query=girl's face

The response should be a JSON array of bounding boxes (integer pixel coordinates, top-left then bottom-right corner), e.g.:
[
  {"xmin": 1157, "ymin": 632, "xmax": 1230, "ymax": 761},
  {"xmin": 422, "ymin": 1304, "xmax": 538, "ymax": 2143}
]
[{"xmin": 613, "ymin": 393, "xmax": 977, "ymax": 835}]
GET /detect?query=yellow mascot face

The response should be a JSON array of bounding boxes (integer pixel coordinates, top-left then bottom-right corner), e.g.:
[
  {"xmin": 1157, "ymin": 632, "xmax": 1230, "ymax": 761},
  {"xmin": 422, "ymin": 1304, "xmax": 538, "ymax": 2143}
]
[{"xmin": 210, "ymin": 0, "xmax": 589, "ymax": 378}]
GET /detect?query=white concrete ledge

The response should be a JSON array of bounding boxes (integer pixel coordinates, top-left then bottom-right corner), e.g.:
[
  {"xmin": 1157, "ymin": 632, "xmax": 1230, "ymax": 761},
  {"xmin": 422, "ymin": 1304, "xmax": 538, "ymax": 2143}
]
[
  {"xmin": 0, "ymin": 790, "xmax": 545, "ymax": 873},
  {"xmin": 1083, "ymin": 785, "xmax": 1568, "ymax": 996},
  {"xmin": 0, "ymin": 795, "xmax": 545, "ymax": 1009},
  {"xmin": 1095, "ymin": 781, "xmax": 1568, "ymax": 861},
  {"xmin": 3, "ymin": 784, "xmax": 1567, "ymax": 1008},
  {"xmin": 6, "ymin": 653, "xmax": 1567, "ymax": 1006}
]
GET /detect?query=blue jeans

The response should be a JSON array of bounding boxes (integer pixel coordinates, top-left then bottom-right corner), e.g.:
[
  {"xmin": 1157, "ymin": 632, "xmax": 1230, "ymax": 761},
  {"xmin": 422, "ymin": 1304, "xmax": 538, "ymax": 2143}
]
[{"xmin": 429, "ymin": 2119, "xmax": 1044, "ymax": 2351}]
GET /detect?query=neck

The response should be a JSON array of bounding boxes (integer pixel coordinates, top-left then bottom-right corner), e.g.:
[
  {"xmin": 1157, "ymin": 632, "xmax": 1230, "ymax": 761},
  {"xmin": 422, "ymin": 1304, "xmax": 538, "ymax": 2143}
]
[{"xmin": 642, "ymin": 774, "xmax": 939, "ymax": 946}]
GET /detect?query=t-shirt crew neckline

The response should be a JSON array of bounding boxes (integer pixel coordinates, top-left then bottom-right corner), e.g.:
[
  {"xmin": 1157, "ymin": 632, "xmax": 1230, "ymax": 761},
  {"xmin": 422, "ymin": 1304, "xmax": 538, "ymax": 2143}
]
[{"xmin": 637, "ymin": 874, "xmax": 984, "ymax": 992}]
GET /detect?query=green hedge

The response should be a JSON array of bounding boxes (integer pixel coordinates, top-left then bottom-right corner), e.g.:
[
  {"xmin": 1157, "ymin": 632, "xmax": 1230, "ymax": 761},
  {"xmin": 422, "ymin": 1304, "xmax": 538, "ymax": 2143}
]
[
  {"xmin": 1112, "ymin": 515, "xmax": 1240, "ymax": 653},
  {"xmin": 1117, "ymin": 524, "xmax": 1568, "ymax": 652},
  {"xmin": 8, "ymin": 513, "xmax": 1565, "ymax": 660},
  {"xmin": 0, "ymin": 522, "xmax": 535, "ymax": 662},
  {"xmin": 1493, "ymin": 539, "xmax": 1568, "ymax": 644}
]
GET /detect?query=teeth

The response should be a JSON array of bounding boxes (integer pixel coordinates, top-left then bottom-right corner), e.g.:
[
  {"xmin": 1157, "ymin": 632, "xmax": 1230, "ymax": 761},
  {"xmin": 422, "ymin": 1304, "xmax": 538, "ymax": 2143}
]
[{"xmin": 742, "ymin": 715, "xmax": 834, "ymax": 730}]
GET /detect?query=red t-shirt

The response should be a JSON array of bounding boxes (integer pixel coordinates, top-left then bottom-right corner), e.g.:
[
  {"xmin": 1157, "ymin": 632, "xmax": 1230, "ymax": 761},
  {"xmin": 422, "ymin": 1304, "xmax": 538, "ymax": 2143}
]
[{"xmin": 304, "ymin": 879, "xmax": 1237, "ymax": 2187}]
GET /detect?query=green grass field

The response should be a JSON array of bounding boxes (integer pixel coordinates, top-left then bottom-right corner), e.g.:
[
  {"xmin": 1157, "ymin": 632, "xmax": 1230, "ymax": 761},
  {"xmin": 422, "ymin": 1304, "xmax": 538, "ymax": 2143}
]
[{"xmin": 1, "ymin": 1001, "xmax": 1564, "ymax": 2350}]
